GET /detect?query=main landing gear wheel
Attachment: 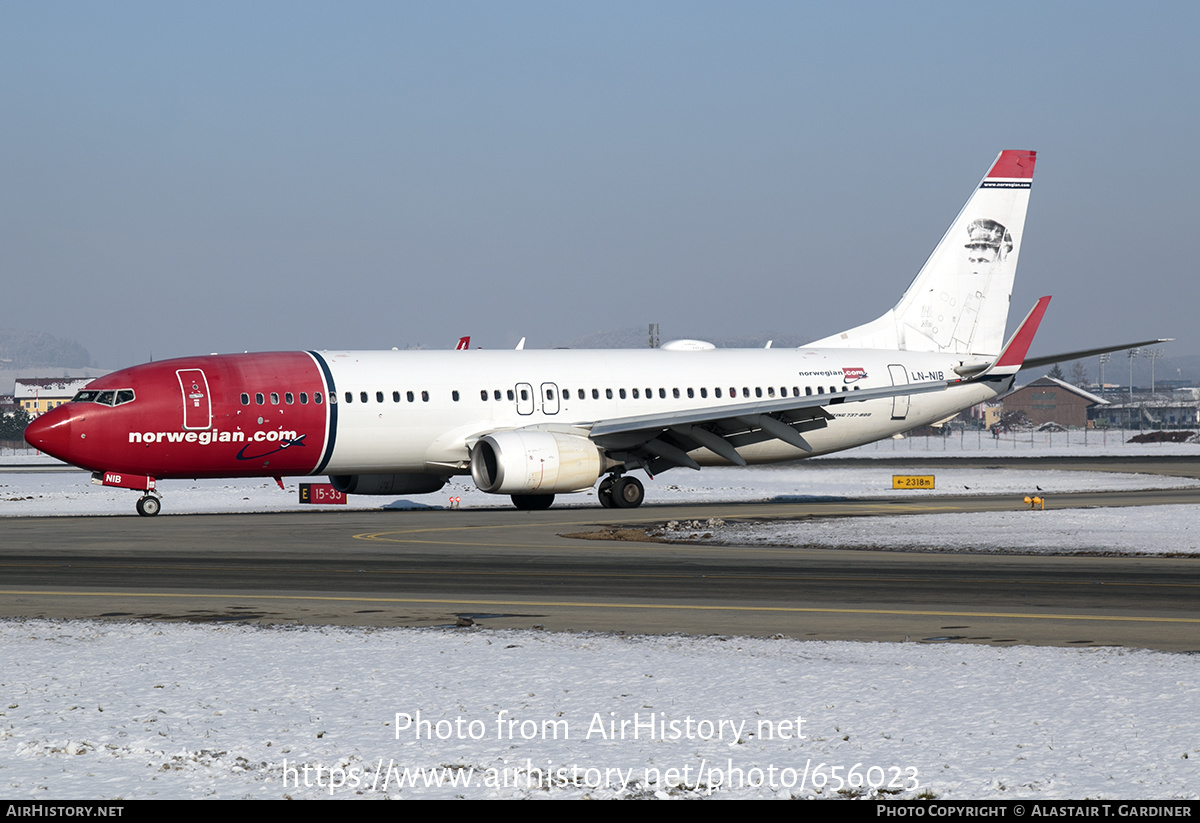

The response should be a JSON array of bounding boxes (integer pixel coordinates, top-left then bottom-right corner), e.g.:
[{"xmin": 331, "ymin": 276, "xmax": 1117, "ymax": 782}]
[
  {"xmin": 511, "ymin": 494, "xmax": 555, "ymax": 511},
  {"xmin": 136, "ymin": 495, "xmax": 161, "ymax": 517},
  {"xmin": 597, "ymin": 476, "xmax": 616, "ymax": 508},
  {"xmin": 611, "ymin": 476, "xmax": 644, "ymax": 509}
]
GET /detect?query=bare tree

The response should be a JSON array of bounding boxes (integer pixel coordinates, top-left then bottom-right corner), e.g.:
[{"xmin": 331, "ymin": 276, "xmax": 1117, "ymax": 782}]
[{"xmin": 1069, "ymin": 360, "xmax": 1088, "ymax": 386}]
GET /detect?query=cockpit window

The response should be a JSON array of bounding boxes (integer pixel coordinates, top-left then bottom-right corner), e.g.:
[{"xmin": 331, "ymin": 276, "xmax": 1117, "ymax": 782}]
[{"xmin": 71, "ymin": 389, "xmax": 136, "ymax": 406}]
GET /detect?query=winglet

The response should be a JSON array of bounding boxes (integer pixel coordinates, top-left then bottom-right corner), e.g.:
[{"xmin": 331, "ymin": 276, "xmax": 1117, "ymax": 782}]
[{"xmin": 976, "ymin": 296, "xmax": 1050, "ymax": 377}]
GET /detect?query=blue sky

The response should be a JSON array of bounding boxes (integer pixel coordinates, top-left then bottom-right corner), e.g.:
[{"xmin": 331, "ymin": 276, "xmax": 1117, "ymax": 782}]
[{"xmin": 3, "ymin": 2, "xmax": 1196, "ymax": 371}]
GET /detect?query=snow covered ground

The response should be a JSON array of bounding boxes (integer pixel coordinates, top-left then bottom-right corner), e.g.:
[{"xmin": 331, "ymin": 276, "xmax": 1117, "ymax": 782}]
[
  {"xmin": 674, "ymin": 505, "xmax": 1200, "ymax": 556},
  {"xmin": 3, "ymin": 441, "xmax": 1200, "ymax": 800},
  {"xmin": 3, "ymin": 435, "xmax": 1200, "ymax": 518},
  {"xmin": 824, "ymin": 427, "xmax": 1200, "ymax": 458},
  {"xmin": 3, "ymin": 621, "xmax": 1198, "ymax": 800}
]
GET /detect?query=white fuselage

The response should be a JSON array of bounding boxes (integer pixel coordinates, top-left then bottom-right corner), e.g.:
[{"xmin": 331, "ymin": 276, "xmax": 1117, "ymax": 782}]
[{"xmin": 319, "ymin": 347, "xmax": 1006, "ymax": 476}]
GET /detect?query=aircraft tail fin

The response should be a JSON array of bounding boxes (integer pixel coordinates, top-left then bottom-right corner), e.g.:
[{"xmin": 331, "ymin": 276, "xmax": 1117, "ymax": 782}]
[{"xmin": 808, "ymin": 150, "xmax": 1037, "ymax": 357}]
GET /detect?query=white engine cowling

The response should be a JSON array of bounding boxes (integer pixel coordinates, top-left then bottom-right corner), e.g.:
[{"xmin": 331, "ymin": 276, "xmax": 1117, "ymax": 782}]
[
  {"xmin": 329, "ymin": 473, "xmax": 447, "ymax": 495},
  {"xmin": 471, "ymin": 431, "xmax": 603, "ymax": 494}
]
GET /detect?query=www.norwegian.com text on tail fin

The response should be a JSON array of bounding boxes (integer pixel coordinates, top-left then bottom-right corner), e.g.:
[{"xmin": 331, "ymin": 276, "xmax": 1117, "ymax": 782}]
[{"xmin": 808, "ymin": 150, "xmax": 1036, "ymax": 357}]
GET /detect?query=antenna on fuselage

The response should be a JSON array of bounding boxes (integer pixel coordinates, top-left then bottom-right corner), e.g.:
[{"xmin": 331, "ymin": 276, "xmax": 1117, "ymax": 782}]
[{"xmin": 515, "ymin": 337, "xmax": 526, "ymax": 350}]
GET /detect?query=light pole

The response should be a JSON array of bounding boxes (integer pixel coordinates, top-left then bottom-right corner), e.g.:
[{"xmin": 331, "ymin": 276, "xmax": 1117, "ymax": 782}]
[
  {"xmin": 1127, "ymin": 348, "xmax": 1140, "ymax": 430},
  {"xmin": 1145, "ymin": 348, "xmax": 1163, "ymax": 394}
]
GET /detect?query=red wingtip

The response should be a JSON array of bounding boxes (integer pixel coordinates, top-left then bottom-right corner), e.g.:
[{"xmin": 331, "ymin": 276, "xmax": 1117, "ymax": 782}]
[
  {"xmin": 994, "ymin": 296, "xmax": 1051, "ymax": 368},
  {"xmin": 988, "ymin": 150, "xmax": 1037, "ymax": 180}
]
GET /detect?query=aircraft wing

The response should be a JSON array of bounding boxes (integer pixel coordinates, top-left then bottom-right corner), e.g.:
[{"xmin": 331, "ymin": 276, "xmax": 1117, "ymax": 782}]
[{"xmin": 583, "ymin": 379, "xmax": 949, "ymax": 472}]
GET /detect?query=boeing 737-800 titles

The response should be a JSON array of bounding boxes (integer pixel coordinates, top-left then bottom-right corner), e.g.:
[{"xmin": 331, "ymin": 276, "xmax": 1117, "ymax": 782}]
[{"xmin": 24, "ymin": 151, "xmax": 1163, "ymax": 515}]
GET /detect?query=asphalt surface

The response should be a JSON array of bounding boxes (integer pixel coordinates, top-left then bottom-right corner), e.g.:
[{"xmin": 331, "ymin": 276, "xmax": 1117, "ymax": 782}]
[{"xmin": 2, "ymin": 456, "xmax": 1200, "ymax": 650}]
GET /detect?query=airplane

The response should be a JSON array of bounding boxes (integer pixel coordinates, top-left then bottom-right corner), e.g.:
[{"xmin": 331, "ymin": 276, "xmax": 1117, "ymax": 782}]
[{"xmin": 24, "ymin": 150, "xmax": 1165, "ymax": 516}]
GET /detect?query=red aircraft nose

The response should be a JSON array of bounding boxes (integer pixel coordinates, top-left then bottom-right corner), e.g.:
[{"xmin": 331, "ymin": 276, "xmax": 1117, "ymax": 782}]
[{"xmin": 24, "ymin": 406, "xmax": 75, "ymax": 462}]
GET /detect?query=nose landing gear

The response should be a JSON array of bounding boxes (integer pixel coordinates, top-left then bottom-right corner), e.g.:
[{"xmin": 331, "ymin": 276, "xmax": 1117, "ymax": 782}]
[
  {"xmin": 91, "ymin": 472, "xmax": 161, "ymax": 516},
  {"xmin": 135, "ymin": 494, "xmax": 162, "ymax": 517}
]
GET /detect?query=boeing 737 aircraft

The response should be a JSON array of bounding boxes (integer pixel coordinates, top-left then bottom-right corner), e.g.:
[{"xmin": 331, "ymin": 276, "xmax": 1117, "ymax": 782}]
[{"xmin": 24, "ymin": 150, "xmax": 1162, "ymax": 515}]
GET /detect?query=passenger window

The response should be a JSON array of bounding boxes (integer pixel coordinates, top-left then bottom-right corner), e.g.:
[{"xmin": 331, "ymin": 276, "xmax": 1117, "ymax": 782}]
[
  {"xmin": 743, "ymin": 388, "xmax": 750, "ymax": 398},
  {"xmin": 700, "ymin": 388, "xmax": 707, "ymax": 398},
  {"xmin": 672, "ymin": 388, "xmax": 680, "ymax": 399},
  {"xmin": 316, "ymin": 392, "xmax": 324, "ymax": 404},
  {"xmin": 806, "ymin": 387, "xmax": 812, "ymax": 396},
  {"xmin": 256, "ymin": 393, "xmax": 265, "ymax": 405},
  {"xmin": 687, "ymin": 388, "xmax": 694, "ymax": 398},
  {"xmin": 716, "ymin": 387, "xmax": 723, "ymax": 398},
  {"xmin": 271, "ymin": 392, "xmax": 280, "ymax": 405},
  {"xmin": 393, "ymin": 391, "xmax": 401, "ymax": 402},
  {"xmin": 376, "ymin": 391, "xmax": 384, "ymax": 403},
  {"xmin": 480, "ymin": 390, "xmax": 488, "ymax": 401},
  {"xmin": 606, "ymin": 389, "xmax": 613, "ymax": 399},
  {"xmin": 285, "ymin": 392, "xmax": 294, "ymax": 404},
  {"xmin": 452, "ymin": 391, "xmax": 460, "ymax": 402},
  {"xmin": 767, "ymin": 387, "xmax": 775, "ymax": 397},
  {"xmin": 494, "ymin": 390, "xmax": 501, "ymax": 400},
  {"xmin": 421, "ymin": 391, "xmax": 429, "ymax": 402},
  {"xmin": 300, "ymin": 392, "xmax": 309, "ymax": 404},
  {"xmin": 619, "ymin": 388, "xmax": 626, "ymax": 399},
  {"xmin": 521, "ymin": 389, "xmax": 529, "ymax": 401},
  {"xmin": 592, "ymin": 389, "xmax": 599, "ymax": 399},
  {"xmin": 360, "ymin": 392, "xmax": 369, "ymax": 403},
  {"xmin": 506, "ymin": 389, "xmax": 514, "ymax": 401},
  {"xmin": 755, "ymin": 387, "xmax": 763, "ymax": 398},
  {"xmin": 407, "ymin": 391, "xmax": 415, "ymax": 402},
  {"xmin": 659, "ymin": 388, "xmax": 666, "ymax": 399},
  {"xmin": 241, "ymin": 393, "xmax": 250, "ymax": 406},
  {"xmin": 632, "ymin": 388, "xmax": 639, "ymax": 399},
  {"xmin": 345, "ymin": 392, "xmax": 353, "ymax": 403}
]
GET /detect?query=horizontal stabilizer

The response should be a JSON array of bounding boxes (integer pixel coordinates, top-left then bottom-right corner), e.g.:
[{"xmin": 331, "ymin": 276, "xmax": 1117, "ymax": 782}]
[{"xmin": 1022, "ymin": 339, "xmax": 1173, "ymax": 370}]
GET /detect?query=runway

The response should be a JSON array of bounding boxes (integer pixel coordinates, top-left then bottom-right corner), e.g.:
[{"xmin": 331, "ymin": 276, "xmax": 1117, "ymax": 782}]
[{"xmin": 3, "ymin": 469, "xmax": 1200, "ymax": 650}]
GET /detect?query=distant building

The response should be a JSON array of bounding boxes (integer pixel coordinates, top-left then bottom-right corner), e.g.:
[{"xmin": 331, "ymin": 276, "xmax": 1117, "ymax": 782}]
[
  {"xmin": 14, "ymin": 377, "xmax": 96, "ymax": 417},
  {"xmin": 1091, "ymin": 387, "xmax": 1200, "ymax": 429},
  {"xmin": 1001, "ymin": 376, "xmax": 1108, "ymax": 428}
]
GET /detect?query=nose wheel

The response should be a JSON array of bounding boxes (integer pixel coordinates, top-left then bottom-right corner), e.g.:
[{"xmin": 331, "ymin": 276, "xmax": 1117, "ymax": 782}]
[{"xmin": 136, "ymin": 495, "xmax": 161, "ymax": 517}]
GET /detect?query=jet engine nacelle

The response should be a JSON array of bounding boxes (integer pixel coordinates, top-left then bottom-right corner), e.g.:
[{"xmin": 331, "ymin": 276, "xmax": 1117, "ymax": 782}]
[
  {"xmin": 329, "ymin": 473, "xmax": 448, "ymax": 495},
  {"xmin": 471, "ymin": 431, "xmax": 603, "ymax": 494}
]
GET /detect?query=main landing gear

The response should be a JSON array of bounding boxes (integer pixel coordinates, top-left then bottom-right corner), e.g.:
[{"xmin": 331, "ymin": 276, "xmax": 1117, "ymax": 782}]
[
  {"xmin": 135, "ymin": 494, "xmax": 162, "ymax": 517},
  {"xmin": 597, "ymin": 474, "xmax": 644, "ymax": 509}
]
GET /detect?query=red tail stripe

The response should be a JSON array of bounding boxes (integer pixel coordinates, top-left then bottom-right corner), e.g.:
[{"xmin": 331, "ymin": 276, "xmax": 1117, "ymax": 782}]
[{"xmin": 987, "ymin": 150, "xmax": 1037, "ymax": 180}]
